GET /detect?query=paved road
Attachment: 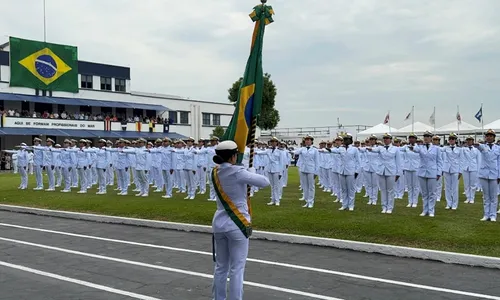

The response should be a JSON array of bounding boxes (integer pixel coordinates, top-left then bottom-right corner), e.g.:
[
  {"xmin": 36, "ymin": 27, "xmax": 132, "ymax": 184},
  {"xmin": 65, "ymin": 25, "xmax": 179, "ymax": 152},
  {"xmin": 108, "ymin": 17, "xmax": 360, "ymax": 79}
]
[{"xmin": 0, "ymin": 211, "xmax": 498, "ymax": 300}]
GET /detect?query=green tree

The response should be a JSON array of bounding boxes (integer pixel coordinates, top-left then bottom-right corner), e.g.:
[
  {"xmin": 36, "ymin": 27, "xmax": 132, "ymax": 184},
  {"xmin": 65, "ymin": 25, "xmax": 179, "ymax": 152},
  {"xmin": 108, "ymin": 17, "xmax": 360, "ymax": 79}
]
[
  {"xmin": 211, "ymin": 125, "xmax": 225, "ymax": 138},
  {"xmin": 227, "ymin": 73, "xmax": 280, "ymax": 130}
]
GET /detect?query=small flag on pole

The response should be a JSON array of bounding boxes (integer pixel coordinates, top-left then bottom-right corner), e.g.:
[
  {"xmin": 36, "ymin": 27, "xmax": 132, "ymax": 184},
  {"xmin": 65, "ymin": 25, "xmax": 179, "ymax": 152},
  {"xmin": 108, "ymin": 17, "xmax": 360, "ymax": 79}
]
[
  {"xmin": 475, "ymin": 107, "xmax": 483, "ymax": 122},
  {"xmin": 429, "ymin": 111, "xmax": 435, "ymax": 125},
  {"xmin": 456, "ymin": 111, "xmax": 462, "ymax": 124},
  {"xmin": 383, "ymin": 113, "xmax": 390, "ymax": 124},
  {"xmin": 404, "ymin": 110, "xmax": 412, "ymax": 121}
]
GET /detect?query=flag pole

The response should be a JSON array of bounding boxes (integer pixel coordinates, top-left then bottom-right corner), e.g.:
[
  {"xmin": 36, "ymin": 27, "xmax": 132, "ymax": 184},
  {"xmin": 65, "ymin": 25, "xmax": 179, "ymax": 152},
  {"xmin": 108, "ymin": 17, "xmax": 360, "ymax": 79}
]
[
  {"xmin": 457, "ymin": 105, "xmax": 460, "ymax": 141},
  {"xmin": 43, "ymin": 0, "xmax": 47, "ymax": 42}
]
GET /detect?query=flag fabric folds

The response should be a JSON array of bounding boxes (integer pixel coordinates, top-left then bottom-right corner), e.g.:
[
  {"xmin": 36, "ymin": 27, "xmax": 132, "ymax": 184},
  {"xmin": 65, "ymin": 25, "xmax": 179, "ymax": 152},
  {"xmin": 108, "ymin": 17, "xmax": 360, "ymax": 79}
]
[
  {"xmin": 456, "ymin": 112, "xmax": 462, "ymax": 124},
  {"xmin": 475, "ymin": 107, "xmax": 483, "ymax": 122},
  {"xmin": 9, "ymin": 36, "xmax": 78, "ymax": 92},
  {"xmin": 404, "ymin": 111, "xmax": 411, "ymax": 121},
  {"xmin": 383, "ymin": 113, "xmax": 390, "ymax": 124},
  {"xmin": 222, "ymin": 3, "xmax": 274, "ymax": 164},
  {"xmin": 429, "ymin": 110, "xmax": 436, "ymax": 125},
  {"xmin": 135, "ymin": 122, "xmax": 142, "ymax": 132}
]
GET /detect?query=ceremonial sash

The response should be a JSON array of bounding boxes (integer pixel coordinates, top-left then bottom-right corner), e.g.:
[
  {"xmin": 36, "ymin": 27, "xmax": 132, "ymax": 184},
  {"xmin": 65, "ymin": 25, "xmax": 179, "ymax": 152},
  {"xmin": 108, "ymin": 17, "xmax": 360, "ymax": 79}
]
[{"xmin": 212, "ymin": 167, "xmax": 252, "ymax": 238}]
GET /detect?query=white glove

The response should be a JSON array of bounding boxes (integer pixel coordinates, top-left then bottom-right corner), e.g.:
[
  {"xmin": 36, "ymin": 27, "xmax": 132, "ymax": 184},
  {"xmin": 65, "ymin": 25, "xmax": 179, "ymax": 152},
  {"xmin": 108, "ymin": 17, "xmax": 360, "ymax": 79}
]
[{"xmin": 248, "ymin": 167, "xmax": 256, "ymax": 174}]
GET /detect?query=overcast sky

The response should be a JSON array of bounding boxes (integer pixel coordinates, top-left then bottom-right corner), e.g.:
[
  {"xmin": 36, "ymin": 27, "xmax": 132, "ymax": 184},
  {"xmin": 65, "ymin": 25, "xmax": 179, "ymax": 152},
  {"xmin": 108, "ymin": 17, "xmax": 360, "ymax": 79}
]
[{"xmin": 1, "ymin": 0, "xmax": 500, "ymax": 129}]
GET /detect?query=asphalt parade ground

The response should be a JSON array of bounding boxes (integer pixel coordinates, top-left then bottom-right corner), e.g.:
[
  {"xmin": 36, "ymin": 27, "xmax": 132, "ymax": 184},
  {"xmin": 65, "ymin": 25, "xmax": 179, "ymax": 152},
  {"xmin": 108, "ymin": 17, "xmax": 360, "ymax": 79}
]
[{"xmin": 0, "ymin": 211, "xmax": 499, "ymax": 300}]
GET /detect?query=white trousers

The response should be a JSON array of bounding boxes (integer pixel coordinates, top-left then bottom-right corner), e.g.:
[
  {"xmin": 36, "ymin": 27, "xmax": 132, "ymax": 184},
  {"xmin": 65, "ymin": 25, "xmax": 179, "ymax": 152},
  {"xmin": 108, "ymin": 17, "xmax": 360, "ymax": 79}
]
[
  {"xmin": 331, "ymin": 171, "xmax": 341, "ymax": 197},
  {"xmin": 71, "ymin": 167, "xmax": 78, "ymax": 187},
  {"xmin": 419, "ymin": 177, "xmax": 437, "ymax": 215},
  {"xmin": 395, "ymin": 172, "xmax": 405, "ymax": 198},
  {"xmin": 197, "ymin": 167, "xmax": 207, "ymax": 192},
  {"xmin": 364, "ymin": 171, "xmax": 378, "ymax": 204},
  {"xmin": 463, "ymin": 170, "xmax": 477, "ymax": 202},
  {"xmin": 46, "ymin": 165, "xmax": 55, "ymax": 189},
  {"xmin": 97, "ymin": 168, "xmax": 107, "ymax": 193},
  {"xmin": 28, "ymin": 163, "xmax": 33, "ymax": 175},
  {"xmin": 13, "ymin": 160, "xmax": 18, "ymax": 174},
  {"xmin": 444, "ymin": 172, "xmax": 459, "ymax": 209},
  {"xmin": 55, "ymin": 166, "xmax": 62, "ymax": 186},
  {"xmin": 107, "ymin": 166, "xmax": 114, "ymax": 185},
  {"xmin": 77, "ymin": 168, "xmax": 87, "ymax": 192},
  {"xmin": 268, "ymin": 172, "xmax": 281, "ymax": 204},
  {"xmin": 340, "ymin": 174, "xmax": 356, "ymax": 209},
  {"xmin": 34, "ymin": 165, "xmax": 43, "ymax": 188},
  {"xmin": 282, "ymin": 167, "xmax": 289, "ymax": 187},
  {"xmin": 212, "ymin": 229, "xmax": 248, "ymax": 300},
  {"xmin": 19, "ymin": 165, "xmax": 28, "ymax": 189},
  {"xmin": 405, "ymin": 170, "xmax": 419, "ymax": 206},
  {"xmin": 480, "ymin": 178, "xmax": 498, "ymax": 219},
  {"xmin": 116, "ymin": 168, "xmax": 128, "ymax": 193},
  {"xmin": 301, "ymin": 172, "xmax": 315, "ymax": 204},
  {"xmin": 136, "ymin": 169, "xmax": 149, "ymax": 195},
  {"xmin": 378, "ymin": 175, "xmax": 396, "ymax": 211},
  {"xmin": 162, "ymin": 170, "xmax": 173, "ymax": 197},
  {"xmin": 62, "ymin": 167, "xmax": 72, "ymax": 191},
  {"xmin": 184, "ymin": 170, "xmax": 196, "ymax": 197},
  {"xmin": 208, "ymin": 167, "xmax": 216, "ymax": 199},
  {"xmin": 436, "ymin": 176, "xmax": 443, "ymax": 200}
]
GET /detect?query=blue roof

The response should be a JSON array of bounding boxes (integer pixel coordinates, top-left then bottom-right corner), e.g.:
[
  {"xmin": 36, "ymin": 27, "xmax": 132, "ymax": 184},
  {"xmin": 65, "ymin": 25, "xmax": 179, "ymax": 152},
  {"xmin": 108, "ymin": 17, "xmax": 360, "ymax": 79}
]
[
  {"xmin": 0, "ymin": 92, "xmax": 170, "ymax": 111},
  {"xmin": 0, "ymin": 127, "xmax": 186, "ymax": 140}
]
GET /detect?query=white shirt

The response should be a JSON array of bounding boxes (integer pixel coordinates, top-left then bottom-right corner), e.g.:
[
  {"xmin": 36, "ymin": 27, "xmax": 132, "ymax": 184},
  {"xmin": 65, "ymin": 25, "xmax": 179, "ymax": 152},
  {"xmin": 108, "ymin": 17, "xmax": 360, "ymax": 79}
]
[{"xmin": 212, "ymin": 163, "xmax": 270, "ymax": 233}]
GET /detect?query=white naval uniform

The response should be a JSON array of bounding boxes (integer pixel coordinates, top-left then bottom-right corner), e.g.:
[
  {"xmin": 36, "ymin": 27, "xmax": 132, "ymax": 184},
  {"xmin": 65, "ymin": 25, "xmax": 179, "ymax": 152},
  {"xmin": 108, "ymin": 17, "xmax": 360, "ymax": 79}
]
[
  {"xmin": 212, "ymin": 163, "xmax": 270, "ymax": 300},
  {"xmin": 196, "ymin": 146, "xmax": 208, "ymax": 194},
  {"xmin": 412, "ymin": 144, "xmax": 443, "ymax": 216},
  {"xmin": 436, "ymin": 149, "xmax": 444, "ymax": 201},
  {"xmin": 12, "ymin": 153, "xmax": 18, "ymax": 174},
  {"xmin": 123, "ymin": 147, "xmax": 152, "ymax": 196},
  {"xmin": 319, "ymin": 149, "xmax": 332, "ymax": 192},
  {"xmin": 293, "ymin": 146, "xmax": 320, "ymax": 207},
  {"xmin": 476, "ymin": 143, "xmax": 500, "ymax": 221},
  {"xmin": 65, "ymin": 147, "xmax": 91, "ymax": 193},
  {"xmin": 441, "ymin": 145, "xmax": 463, "ymax": 209},
  {"xmin": 461, "ymin": 145, "xmax": 480, "ymax": 203},
  {"xmin": 28, "ymin": 152, "xmax": 34, "ymax": 175},
  {"xmin": 330, "ymin": 145, "xmax": 361, "ymax": 210},
  {"xmin": 5, "ymin": 149, "xmax": 28, "ymax": 189},
  {"xmin": 329, "ymin": 147, "xmax": 342, "ymax": 200},
  {"xmin": 55, "ymin": 147, "xmax": 75, "ymax": 192},
  {"xmin": 401, "ymin": 144, "xmax": 420, "ymax": 207},
  {"xmin": 371, "ymin": 145, "xmax": 403, "ymax": 213},
  {"xmin": 106, "ymin": 147, "xmax": 129, "ymax": 194},
  {"xmin": 32, "ymin": 145, "xmax": 44, "ymax": 189},
  {"xmin": 358, "ymin": 147, "xmax": 379, "ymax": 205},
  {"xmin": 257, "ymin": 147, "xmax": 286, "ymax": 205}
]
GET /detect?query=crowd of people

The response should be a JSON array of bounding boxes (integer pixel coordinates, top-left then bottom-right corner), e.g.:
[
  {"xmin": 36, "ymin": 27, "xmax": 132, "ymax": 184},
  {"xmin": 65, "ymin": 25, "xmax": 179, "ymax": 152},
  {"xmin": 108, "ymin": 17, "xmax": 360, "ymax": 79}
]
[
  {"xmin": 3, "ymin": 129, "xmax": 500, "ymax": 222},
  {"xmin": 0, "ymin": 108, "xmax": 171, "ymax": 124}
]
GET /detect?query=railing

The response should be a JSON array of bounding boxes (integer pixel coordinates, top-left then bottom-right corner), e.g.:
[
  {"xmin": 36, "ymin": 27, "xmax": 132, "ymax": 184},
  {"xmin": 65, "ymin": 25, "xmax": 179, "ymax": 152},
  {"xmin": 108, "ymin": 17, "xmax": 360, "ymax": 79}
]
[{"xmin": 260, "ymin": 125, "xmax": 372, "ymax": 137}]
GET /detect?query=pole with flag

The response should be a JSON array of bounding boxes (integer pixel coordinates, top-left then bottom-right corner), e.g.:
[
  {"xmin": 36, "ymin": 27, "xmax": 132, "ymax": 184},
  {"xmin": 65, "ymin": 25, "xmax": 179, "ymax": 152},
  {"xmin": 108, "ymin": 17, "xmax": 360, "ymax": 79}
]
[
  {"xmin": 475, "ymin": 103, "xmax": 483, "ymax": 133},
  {"xmin": 383, "ymin": 111, "xmax": 391, "ymax": 133},
  {"xmin": 429, "ymin": 107, "xmax": 436, "ymax": 131},
  {"xmin": 404, "ymin": 106, "xmax": 414, "ymax": 132},
  {"xmin": 456, "ymin": 105, "xmax": 461, "ymax": 141},
  {"xmin": 221, "ymin": 0, "xmax": 274, "ymax": 203}
]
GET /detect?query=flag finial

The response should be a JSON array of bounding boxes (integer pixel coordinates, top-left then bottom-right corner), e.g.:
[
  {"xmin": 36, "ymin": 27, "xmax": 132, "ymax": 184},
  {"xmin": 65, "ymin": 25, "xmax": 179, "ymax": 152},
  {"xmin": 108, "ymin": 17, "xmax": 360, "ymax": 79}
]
[{"xmin": 261, "ymin": 0, "xmax": 267, "ymax": 3}]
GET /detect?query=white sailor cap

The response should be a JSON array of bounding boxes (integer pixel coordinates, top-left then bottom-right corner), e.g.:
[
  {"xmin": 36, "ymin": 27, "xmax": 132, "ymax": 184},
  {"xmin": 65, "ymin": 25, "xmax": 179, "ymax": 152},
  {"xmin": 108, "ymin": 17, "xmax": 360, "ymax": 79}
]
[
  {"xmin": 20, "ymin": 142, "xmax": 27, "ymax": 146},
  {"xmin": 216, "ymin": 140, "xmax": 238, "ymax": 151}
]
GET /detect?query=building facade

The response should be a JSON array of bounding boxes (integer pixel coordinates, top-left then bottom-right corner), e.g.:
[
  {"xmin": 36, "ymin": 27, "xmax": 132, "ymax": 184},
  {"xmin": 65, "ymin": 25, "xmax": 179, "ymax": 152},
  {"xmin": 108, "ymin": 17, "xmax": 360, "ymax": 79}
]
[{"xmin": 0, "ymin": 39, "xmax": 234, "ymax": 149}]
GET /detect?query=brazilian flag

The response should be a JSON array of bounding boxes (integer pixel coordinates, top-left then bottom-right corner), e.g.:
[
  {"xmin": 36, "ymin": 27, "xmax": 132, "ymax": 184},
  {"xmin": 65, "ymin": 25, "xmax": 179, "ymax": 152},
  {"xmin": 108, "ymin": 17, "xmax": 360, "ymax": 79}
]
[
  {"xmin": 9, "ymin": 36, "xmax": 78, "ymax": 93},
  {"xmin": 222, "ymin": 3, "xmax": 274, "ymax": 163}
]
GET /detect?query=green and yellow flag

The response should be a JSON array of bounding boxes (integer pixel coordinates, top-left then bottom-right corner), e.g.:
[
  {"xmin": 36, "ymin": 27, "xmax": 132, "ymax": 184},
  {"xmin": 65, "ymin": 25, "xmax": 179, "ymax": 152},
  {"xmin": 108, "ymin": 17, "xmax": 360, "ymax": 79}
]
[
  {"xmin": 222, "ymin": 3, "xmax": 274, "ymax": 163},
  {"xmin": 9, "ymin": 37, "xmax": 78, "ymax": 93}
]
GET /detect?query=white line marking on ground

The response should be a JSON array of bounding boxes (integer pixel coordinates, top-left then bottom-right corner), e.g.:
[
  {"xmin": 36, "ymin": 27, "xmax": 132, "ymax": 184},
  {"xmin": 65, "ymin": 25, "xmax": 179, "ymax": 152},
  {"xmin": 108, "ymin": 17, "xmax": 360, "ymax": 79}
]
[
  {"xmin": 0, "ymin": 260, "xmax": 163, "ymax": 300},
  {"xmin": 0, "ymin": 236, "xmax": 344, "ymax": 300},
  {"xmin": 0, "ymin": 222, "xmax": 499, "ymax": 299}
]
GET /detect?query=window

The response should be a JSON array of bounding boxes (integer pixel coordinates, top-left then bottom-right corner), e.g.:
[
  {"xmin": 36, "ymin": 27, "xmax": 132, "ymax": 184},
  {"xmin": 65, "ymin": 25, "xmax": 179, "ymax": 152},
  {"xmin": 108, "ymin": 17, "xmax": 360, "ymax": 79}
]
[
  {"xmin": 21, "ymin": 101, "xmax": 29, "ymax": 112},
  {"xmin": 202, "ymin": 113, "xmax": 211, "ymax": 126},
  {"xmin": 80, "ymin": 106, "xmax": 91, "ymax": 113},
  {"xmin": 180, "ymin": 111, "xmax": 189, "ymax": 124},
  {"xmin": 115, "ymin": 78, "xmax": 126, "ymax": 92},
  {"xmin": 100, "ymin": 77, "xmax": 112, "ymax": 91},
  {"xmin": 133, "ymin": 109, "xmax": 143, "ymax": 118},
  {"xmin": 212, "ymin": 114, "xmax": 221, "ymax": 126},
  {"xmin": 57, "ymin": 104, "xmax": 65, "ymax": 113},
  {"xmin": 168, "ymin": 111, "xmax": 177, "ymax": 124},
  {"xmin": 81, "ymin": 75, "xmax": 93, "ymax": 89}
]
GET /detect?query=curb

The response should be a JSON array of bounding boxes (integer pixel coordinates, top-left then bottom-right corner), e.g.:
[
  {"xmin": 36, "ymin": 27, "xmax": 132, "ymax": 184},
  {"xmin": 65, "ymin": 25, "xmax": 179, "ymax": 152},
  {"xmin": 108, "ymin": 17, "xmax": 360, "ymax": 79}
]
[{"xmin": 1, "ymin": 204, "xmax": 499, "ymax": 270}]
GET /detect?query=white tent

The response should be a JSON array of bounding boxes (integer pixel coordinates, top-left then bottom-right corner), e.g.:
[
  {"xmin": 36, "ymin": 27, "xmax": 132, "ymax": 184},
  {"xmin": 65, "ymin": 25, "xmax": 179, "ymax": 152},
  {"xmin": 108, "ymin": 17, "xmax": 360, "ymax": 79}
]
[
  {"xmin": 436, "ymin": 121, "xmax": 480, "ymax": 135},
  {"xmin": 396, "ymin": 121, "xmax": 434, "ymax": 136},
  {"xmin": 483, "ymin": 119, "xmax": 500, "ymax": 131},
  {"xmin": 357, "ymin": 123, "xmax": 399, "ymax": 139}
]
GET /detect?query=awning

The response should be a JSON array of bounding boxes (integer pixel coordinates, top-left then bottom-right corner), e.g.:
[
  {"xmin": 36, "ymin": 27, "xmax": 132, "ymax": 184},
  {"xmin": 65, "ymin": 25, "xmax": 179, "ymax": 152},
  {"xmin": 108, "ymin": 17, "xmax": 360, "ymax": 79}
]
[
  {"xmin": 0, "ymin": 127, "xmax": 186, "ymax": 140},
  {"xmin": 0, "ymin": 92, "xmax": 170, "ymax": 111}
]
